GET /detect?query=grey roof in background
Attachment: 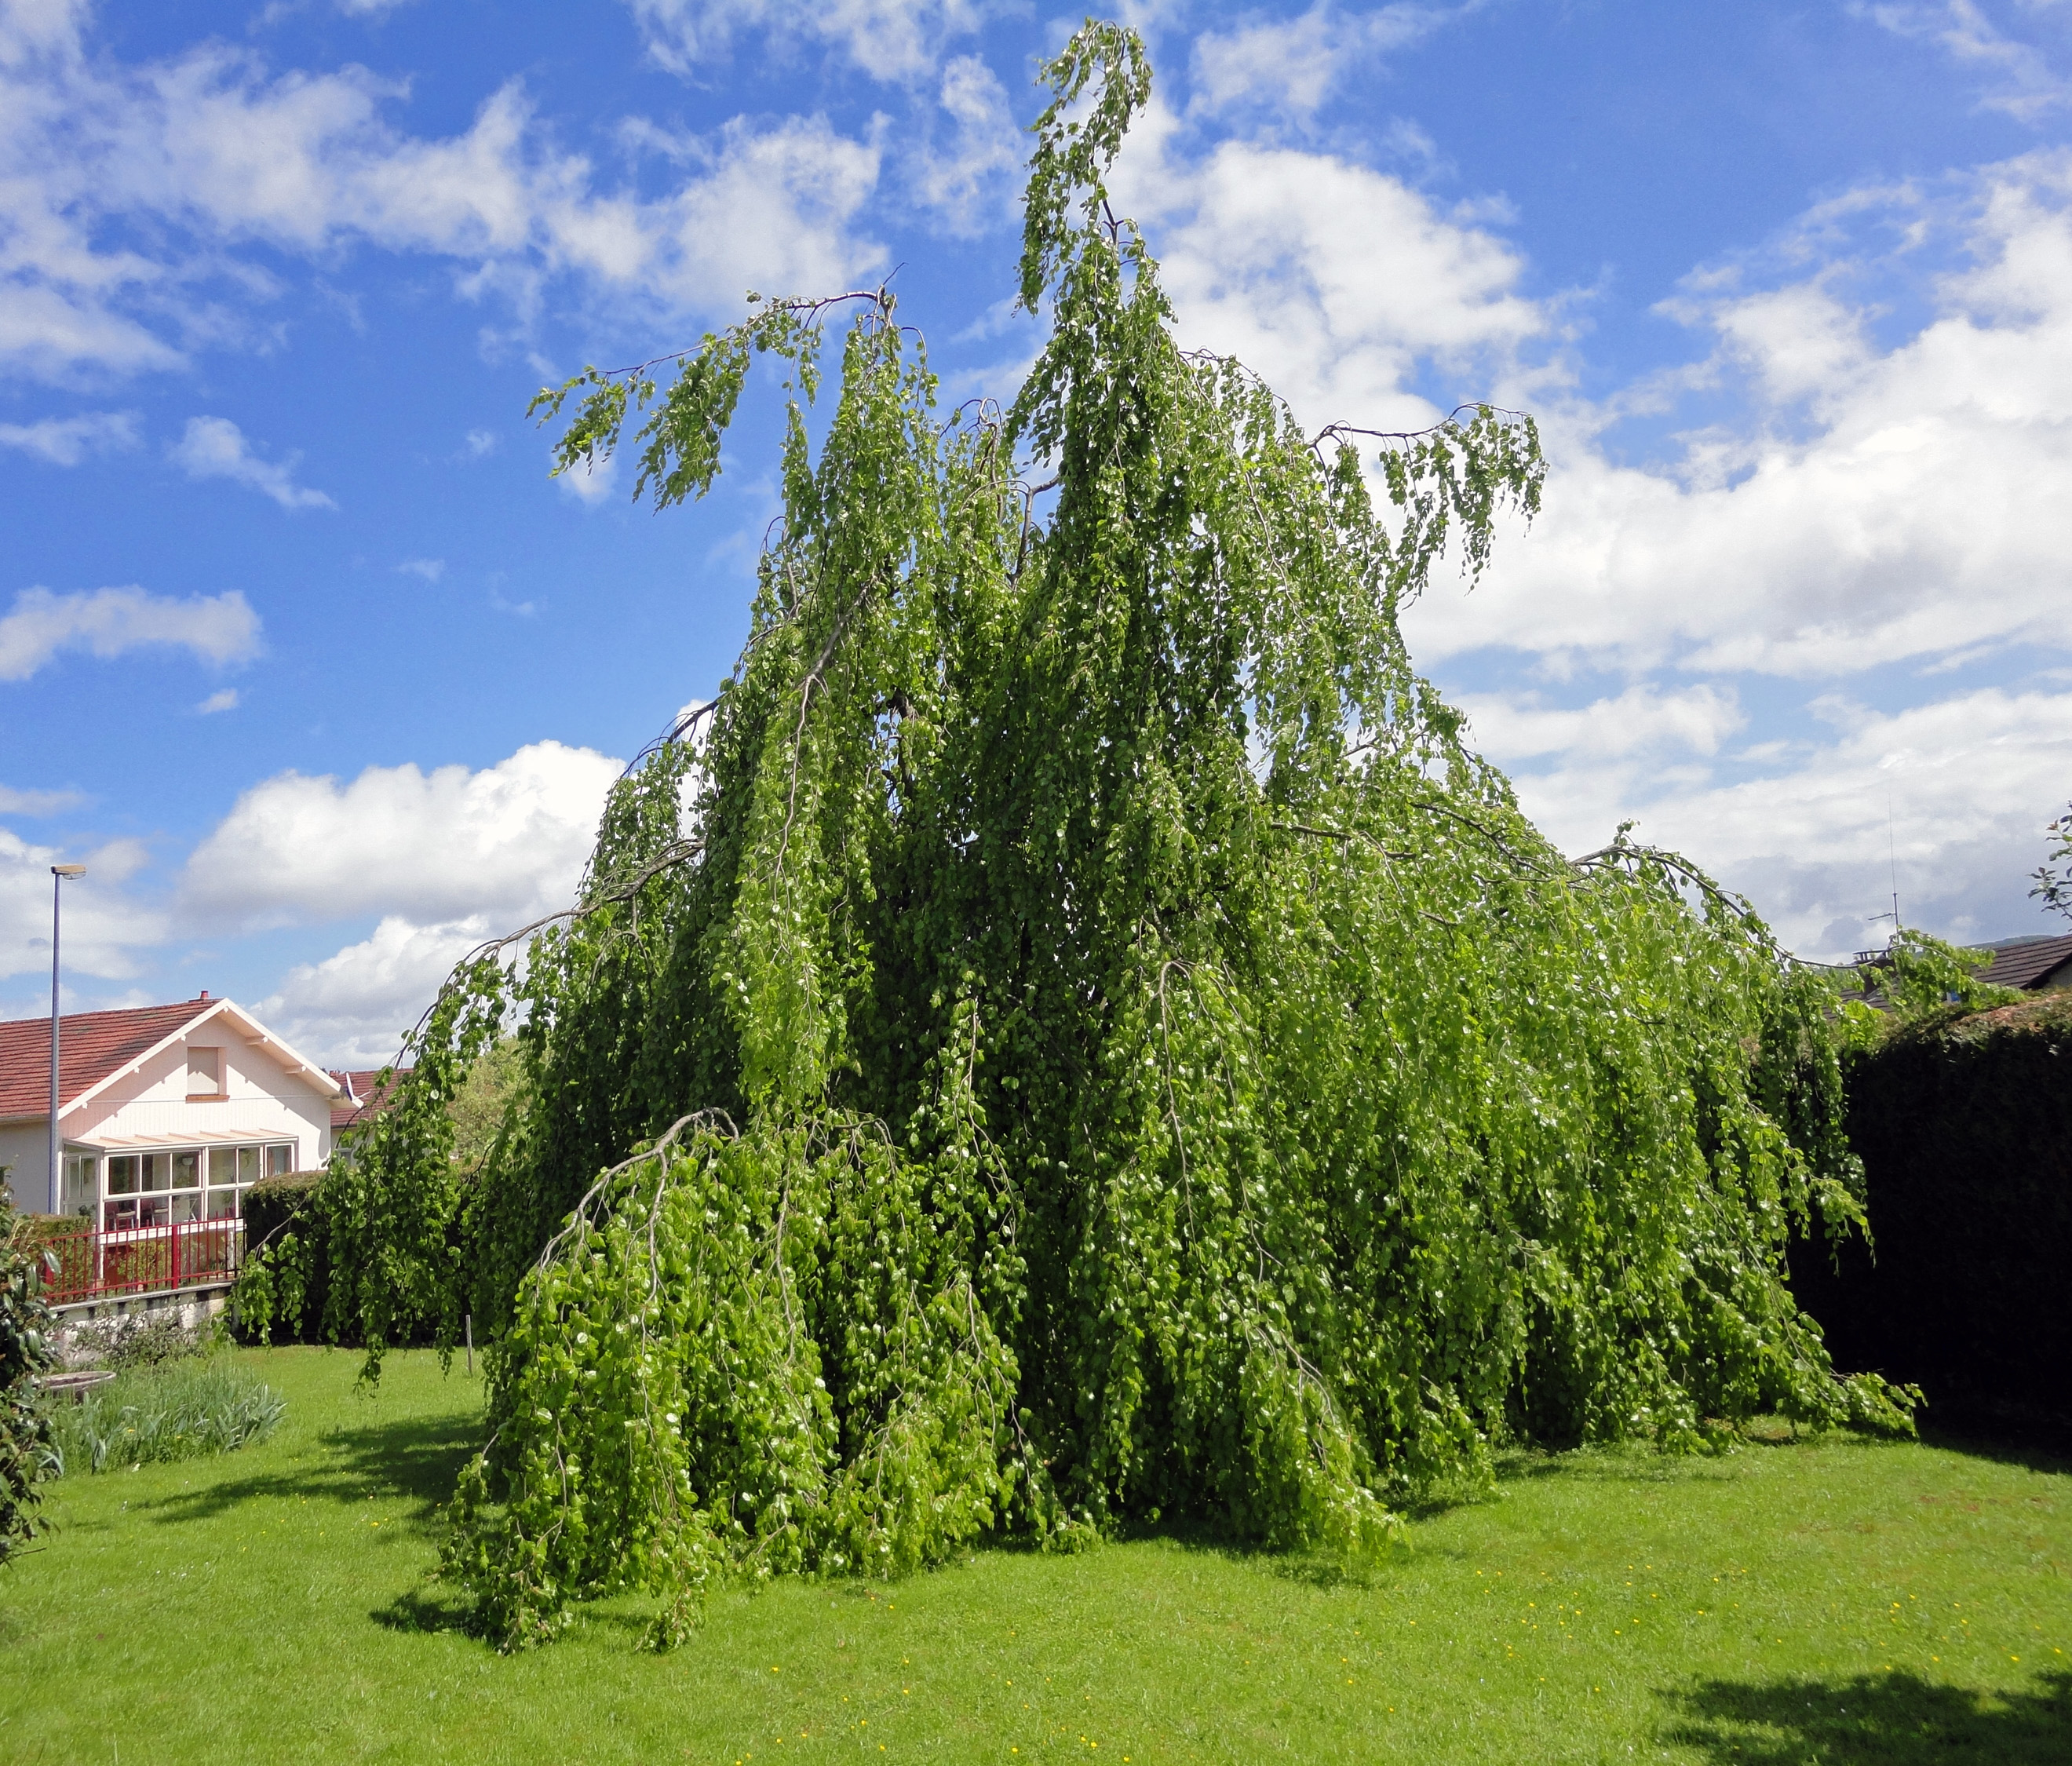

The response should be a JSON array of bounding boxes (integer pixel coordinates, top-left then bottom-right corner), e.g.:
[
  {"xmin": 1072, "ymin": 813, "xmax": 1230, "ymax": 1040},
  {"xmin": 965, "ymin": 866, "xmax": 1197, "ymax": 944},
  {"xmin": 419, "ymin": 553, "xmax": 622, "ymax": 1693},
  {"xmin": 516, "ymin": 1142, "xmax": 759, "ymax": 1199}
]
[{"xmin": 1978, "ymin": 932, "xmax": 2072, "ymax": 991}]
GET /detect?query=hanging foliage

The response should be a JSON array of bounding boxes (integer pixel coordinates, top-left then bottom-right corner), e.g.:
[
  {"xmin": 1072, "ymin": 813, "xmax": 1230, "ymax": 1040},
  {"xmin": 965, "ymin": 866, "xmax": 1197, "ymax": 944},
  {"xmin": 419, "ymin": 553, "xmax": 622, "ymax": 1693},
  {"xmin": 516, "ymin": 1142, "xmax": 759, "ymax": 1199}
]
[
  {"xmin": 2032, "ymin": 801, "xmax": 2072, "ymax": 921},
  {"xmin": 1, "ymin": 1204, "xmax": 57, "ymax": 1568},
  {"xmin": 308, "ymin": 22, "xmax": 1914, "ymax": 1650}
]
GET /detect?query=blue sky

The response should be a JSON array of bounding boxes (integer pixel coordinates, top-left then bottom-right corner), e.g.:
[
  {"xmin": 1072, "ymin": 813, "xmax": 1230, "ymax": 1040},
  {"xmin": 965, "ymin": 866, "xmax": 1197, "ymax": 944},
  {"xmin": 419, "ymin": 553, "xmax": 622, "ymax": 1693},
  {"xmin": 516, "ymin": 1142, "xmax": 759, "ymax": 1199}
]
[{"xmin": 4, "ymin": 0, "xmax": 2070, "ymax": 1063}]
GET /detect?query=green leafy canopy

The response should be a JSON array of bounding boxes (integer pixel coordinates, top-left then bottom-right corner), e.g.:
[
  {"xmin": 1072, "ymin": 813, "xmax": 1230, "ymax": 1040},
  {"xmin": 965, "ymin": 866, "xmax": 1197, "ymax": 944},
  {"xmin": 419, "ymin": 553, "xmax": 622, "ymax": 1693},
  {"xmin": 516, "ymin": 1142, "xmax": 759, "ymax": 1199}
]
[{"xmin": 261, "ymin": 22, "xmax": 1915, "ymax": 1650}]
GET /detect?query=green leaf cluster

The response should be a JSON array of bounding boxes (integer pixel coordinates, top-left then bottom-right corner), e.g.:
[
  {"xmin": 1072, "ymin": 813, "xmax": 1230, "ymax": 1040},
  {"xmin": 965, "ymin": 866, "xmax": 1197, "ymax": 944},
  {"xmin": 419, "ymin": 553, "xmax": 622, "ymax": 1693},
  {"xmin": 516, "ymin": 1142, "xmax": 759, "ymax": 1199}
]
[
  {"xmin": 1844, "ymin": 927, "xmax": 2022, "ymax": 1031},
  {"xmin": 321, "ymin": 24, "xmax": 1914, "ymax": 1648},
  {"xmin": 2032, "ymin": 800, "xmax": 2072, "ymax": 921},
  {"xmin": 0, "ymin": 1202, "xmax": 57, "ymax": 1567}
]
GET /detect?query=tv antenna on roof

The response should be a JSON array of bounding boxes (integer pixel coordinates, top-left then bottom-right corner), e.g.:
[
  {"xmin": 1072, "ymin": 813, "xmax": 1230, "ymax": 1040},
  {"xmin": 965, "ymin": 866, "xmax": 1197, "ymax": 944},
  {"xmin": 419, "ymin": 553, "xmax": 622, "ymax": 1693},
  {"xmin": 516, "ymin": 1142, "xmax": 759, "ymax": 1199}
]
[{"xmin": 1862, "ymin": 796, "xmax": 1902, "ymax": 958}]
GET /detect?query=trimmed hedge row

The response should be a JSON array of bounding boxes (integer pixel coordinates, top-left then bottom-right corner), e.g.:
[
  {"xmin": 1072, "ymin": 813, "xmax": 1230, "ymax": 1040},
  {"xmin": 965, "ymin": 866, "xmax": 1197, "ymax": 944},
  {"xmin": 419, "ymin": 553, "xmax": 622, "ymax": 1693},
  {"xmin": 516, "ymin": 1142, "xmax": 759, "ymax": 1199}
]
[
  {"xmin": 1789, "ymin": 993, "xmax": 2072, "ymax": 1436},
  {"xmin": 234, "ymin": 1172, "xmax": 333, "ymax": 1345}
]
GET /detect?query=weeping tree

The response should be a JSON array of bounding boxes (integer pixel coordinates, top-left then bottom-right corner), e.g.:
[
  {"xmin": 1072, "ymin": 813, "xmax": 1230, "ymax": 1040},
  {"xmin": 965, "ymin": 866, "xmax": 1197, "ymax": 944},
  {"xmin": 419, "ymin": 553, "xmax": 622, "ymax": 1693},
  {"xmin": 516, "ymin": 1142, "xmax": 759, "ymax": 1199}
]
[{"xmin": 280, "ymin": 23, "xmax": 1914, "ymax": 1649}]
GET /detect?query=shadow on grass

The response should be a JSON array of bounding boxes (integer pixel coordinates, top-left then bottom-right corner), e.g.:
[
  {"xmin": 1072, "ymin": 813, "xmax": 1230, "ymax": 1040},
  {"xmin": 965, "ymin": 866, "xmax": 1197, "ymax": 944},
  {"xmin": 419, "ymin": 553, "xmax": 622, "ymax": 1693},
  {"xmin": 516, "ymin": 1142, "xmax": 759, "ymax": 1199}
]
[
  {"xmin": 370, "ymin": 1586, "xmax": 476, "ymax": 1636},
  {"xmin": 142, "ymin": 1409, "xmax": 480, "ymax": 1531},
  {"xmin": 372, "ymin": 1583, "xmax": 663, "ymax": 1645},
  {"xmin": 1917, "ymin": 1421, "xmax": 2072, "ymax": 1480},
  {"xmin": 1661, "ymin": 1669, "xmax": 2072, "ymax": 1765}
]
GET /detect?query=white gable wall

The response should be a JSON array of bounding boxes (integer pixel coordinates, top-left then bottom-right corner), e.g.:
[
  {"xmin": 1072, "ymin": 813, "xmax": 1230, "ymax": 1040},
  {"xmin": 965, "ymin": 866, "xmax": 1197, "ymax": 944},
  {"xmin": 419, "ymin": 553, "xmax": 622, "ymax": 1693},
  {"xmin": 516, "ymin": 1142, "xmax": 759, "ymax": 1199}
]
[{"xmin": 68, "ymin": 1018, "xmax": 331, "ymax": 1165}]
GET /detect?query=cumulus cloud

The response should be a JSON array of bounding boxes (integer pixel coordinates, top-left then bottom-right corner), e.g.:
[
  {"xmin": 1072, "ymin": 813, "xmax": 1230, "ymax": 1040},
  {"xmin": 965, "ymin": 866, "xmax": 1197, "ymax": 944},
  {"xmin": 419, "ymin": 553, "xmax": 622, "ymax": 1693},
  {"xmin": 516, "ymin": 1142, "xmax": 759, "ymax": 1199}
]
[
  {"xmin": 0, "ymin": 824, "xmax": 164, "ymax": 983},
  {"xmin": 626, "ymin": 0, "xmax": 984, "ymax": 82},
  {"xmin": 1189, "ymin": 2, "xmax": 1480, "ymax": 120},
  {"xmin": 1492, "ymin": 686, "xmax": 2072, "ymax": 961},
  {"xmin": 0, "ymin": 585, "xmax": 261, "ymax": 681},
  {"xmin": 257, "ymin": 913, "xmax": 496, "ymax": 1067},
  {"xmin": 910, "ymin": 55, "xmax": 1020, "ymax": 235},
  {"xmin": 1404, "ymin": 150, "xmax": 2072, "ymax": 679},
  {"xmin": 0, "ymin": 409, "xmax": 137, "ymax": 464},
  {"xmin": 179, "ymin": 739, "xmax": 622, "ymax": 932},
  {"xmin": 170, "ymin": 416, "xmax": 334, "ymax": 509},
  {"xmin": 0, "ymin": 5, "xmax": 885, "ymax": 381},
  {"xmin": 608, "ymin": 113, "xmax": 885, "ymax": 309},
  {"xmin": 195, "ymin": 687, "xmax": 238, "ymax": 713},
  {"xmin": 1457, "ymin": 684, "xmax": 1746, "ymax": 764},
  {"xmin": 1112, "ymin": 113, "xmax": 1545, "ymax": 432},
  {"xmin": 553, "ymin": 449, "xmax": 618, "ymax": 506},
  {"xmin": 210, "ymin": 736, "xmax": 626, "ymax": 1060}
]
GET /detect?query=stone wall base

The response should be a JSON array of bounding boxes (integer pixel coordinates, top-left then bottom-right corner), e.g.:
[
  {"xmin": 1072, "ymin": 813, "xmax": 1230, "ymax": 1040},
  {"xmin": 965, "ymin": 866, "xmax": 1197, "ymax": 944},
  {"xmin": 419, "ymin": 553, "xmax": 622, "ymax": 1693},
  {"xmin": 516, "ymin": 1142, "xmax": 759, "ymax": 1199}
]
[{"xmin": 52, "ymin": 1285, "xmax": 230, "ymax": 1344}]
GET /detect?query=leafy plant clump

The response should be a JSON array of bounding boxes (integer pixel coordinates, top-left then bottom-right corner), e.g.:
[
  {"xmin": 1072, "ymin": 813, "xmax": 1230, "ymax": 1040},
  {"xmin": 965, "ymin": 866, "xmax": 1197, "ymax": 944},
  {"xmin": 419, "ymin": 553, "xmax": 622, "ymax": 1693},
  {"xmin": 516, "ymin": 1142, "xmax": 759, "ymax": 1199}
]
[
  {"xmin": 46, "ymin": 1356, "xmax": 286, "ymax": 1476},
  {"xmin": 2032, "ymin": 800, "xmax": 2072, "ymax": 920},
  {"xmin": 1842, "ymin": 927, "xmax": 2019, "ymax": 1029},
  {"xmin": 62, "ymin": 1310, "xmax": 207, "ymax": 1374},
  {"xmin": 0, "ymin": 1201, "xmax": 57, "ymax": 1566},
  {"xmin": 319, "ymin": 24, "xmax": 1913, "ymax": 1649}
]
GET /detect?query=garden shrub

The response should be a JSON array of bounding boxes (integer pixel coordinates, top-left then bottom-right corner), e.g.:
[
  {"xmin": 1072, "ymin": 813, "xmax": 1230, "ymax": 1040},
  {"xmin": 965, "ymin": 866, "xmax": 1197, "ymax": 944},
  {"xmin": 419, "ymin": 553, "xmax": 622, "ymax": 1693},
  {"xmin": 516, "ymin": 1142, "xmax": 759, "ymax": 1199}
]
[
  {"xmin": 233, "ymin": 1172, "xmax": 334, "ymax": 1346},
  {"xmin": 46, "ymin": 1356, "xmax": 286, "ymax": 1476},
  {"xmin": 0, "ymin": 1200, "xmax": 56, "ymax": 1565},
  {"xmin": 63, "ymin": 1310, "xmax": 207, "ymax": 1373},
  {"xmin": 1789, "ymin": 992, "xmax": 2072, "ymax": 1434}
]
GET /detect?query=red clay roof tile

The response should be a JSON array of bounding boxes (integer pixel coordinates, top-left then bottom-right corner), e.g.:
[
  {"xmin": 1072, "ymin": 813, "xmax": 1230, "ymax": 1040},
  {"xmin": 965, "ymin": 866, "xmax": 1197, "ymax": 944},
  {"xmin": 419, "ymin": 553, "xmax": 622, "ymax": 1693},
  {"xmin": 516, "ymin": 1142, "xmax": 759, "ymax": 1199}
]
[{"xmin": 0, "ymin": 998, "xmax": 213, "ymax": 1120}]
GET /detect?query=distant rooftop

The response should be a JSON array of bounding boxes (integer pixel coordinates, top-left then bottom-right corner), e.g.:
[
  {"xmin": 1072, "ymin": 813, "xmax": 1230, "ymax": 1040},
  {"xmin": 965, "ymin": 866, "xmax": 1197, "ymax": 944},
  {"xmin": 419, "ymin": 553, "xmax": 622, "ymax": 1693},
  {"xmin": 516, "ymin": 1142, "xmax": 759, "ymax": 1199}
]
[{"xmin": 1976, "ymin": 932, "xmax": 2072, "ymax": 992}]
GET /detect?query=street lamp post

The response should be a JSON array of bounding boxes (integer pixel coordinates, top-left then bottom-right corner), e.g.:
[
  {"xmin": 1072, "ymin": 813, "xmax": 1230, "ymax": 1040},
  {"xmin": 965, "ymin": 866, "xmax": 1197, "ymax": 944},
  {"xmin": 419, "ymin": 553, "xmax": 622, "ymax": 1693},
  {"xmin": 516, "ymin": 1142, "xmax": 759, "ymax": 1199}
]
[{"xmin": 49, "ymin": 863, "xmax": 86, "ymax": 1217}]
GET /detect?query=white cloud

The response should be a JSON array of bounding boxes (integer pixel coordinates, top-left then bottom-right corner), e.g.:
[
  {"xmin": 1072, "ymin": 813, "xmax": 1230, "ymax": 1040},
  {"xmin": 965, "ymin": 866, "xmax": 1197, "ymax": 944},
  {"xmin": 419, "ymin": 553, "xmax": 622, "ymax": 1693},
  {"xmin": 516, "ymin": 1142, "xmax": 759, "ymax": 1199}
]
[
  {"xmin": 910, "ymin": 55, "xmax": 1020, "ymax": 236},
  {"xmin": 169, "ymin": 416, "xmax": 335, "ymax": 510},
  {"xmin": 1113, "ymin": 116, "xmax": 1545, "ymax": 432},
  {"xmin": 1404, "ymin": 150, "xmax": 2072, "ymax": 679},
  {"xmin": 180, "ymin": 739, "xmax": 622, "ymax": 932},
  {"xmin": 0, "ymin": 783, "xmax": 82, "ymax": 815},
  {"xmin": 1458, "ymin": 684, "xmax": 1746, "ymax": 764},
  {"xmin": 1499, "ymin": 687, "xmax": 2072, "ymax": 960},
  {"xmin": 1188, "ymin": 2, "xmax": 1479, "ymax": 120},
  {"xmin": 461, "ymin": 427, "xmax": 496, "ymax": 458},
  {"xmin": 196, "ymin": 687, "xmax": 238, "ymax": 714},
  {"xmin": 626, "ymin": 0, "xmax": 983, "ymax": 82},
  {"xmin": 1117, "ymin": 120, "xmax": 2072, "ymax": 690},
  {"xmin": 610, "ymin": 113, "xmax": 886, "ymax": 310},
  {"xmin": 0, "ymin": 823, "xmax": 165, "ymax": 983},
  {"xmin": 396, "ymin": 556, "xmax": 443, "ymax": 582},
  {"xmin": 0, "ymin": 585, "xmax": 261, "ymax": 681},
  {"xmin": 0, "ymin": 409, "xmax": 137, "ymax": 463},
  {"xmin": 1858, "ymin": 0, "xmax": 2072, "ymax": 119},
  {"xmin": 0, "ymin": 7, "xmax": 886, "ymax": 381},
  {"xmin": 554, "ymin": 449, "xmax": 618, "ymax": 506},
  {"xmin": 257, "ymin": 913, "xmax": 496, "ymax": 1067}
]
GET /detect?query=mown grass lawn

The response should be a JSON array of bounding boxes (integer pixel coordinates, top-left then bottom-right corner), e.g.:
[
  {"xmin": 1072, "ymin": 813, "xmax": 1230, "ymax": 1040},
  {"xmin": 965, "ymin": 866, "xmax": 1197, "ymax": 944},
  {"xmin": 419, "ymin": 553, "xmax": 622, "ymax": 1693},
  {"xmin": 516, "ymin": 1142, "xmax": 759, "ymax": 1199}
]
[{"xmin": 1, "ymin": 1346, "xmax": 2066, "ymax": 1764}]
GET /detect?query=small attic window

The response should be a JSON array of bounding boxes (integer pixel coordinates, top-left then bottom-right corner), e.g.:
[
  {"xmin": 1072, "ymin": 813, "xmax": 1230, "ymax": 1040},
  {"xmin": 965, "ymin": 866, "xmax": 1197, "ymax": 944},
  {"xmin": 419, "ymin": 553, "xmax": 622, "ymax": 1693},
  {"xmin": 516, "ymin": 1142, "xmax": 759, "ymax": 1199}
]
[{"xmin": 186, "ymin": 1046, "xmax": 223, "ymax": 1098}]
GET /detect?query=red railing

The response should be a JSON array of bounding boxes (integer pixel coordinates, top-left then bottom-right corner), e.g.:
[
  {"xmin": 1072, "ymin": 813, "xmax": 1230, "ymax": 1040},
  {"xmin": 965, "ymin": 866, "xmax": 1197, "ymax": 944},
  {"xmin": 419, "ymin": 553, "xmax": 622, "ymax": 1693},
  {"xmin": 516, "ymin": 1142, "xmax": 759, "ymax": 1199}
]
[{"xmin": 38, "ymin": 1220, "xmax": 243, "ymax": 1306}]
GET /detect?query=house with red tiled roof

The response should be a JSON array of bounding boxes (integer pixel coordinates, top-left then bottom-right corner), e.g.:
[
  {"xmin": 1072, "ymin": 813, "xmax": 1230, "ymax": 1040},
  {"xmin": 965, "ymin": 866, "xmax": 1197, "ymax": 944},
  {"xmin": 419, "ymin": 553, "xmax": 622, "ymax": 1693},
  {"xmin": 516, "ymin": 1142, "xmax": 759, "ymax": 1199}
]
[{"xmin": 0, "ymin": 994, "xmax": 341, "ymax": 1224}]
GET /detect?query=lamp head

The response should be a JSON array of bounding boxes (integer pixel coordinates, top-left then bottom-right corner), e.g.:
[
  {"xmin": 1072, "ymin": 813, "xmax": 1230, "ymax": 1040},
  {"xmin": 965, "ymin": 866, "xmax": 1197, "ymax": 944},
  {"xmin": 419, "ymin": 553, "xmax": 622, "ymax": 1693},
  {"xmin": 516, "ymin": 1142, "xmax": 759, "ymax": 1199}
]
[{"xmin": 51, "ymin": 864, "xmax": 86, "ymax": 879}]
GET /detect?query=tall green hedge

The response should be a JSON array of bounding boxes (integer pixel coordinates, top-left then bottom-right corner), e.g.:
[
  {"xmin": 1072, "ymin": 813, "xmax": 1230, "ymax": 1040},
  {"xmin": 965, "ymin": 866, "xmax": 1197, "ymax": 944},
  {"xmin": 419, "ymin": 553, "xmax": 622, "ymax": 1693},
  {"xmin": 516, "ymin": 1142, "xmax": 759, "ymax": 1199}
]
[
  {"xmin": 1789, "ymin": 994, "xmax": 2072, "ymax": 1436},
  {"xmin": 233, "ymin": 1172, "xmax": 332, "ymax": 1346},
  {"xmin": 1, "ymin": 1201, "xmax": 55, "ymax": 1565}
]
